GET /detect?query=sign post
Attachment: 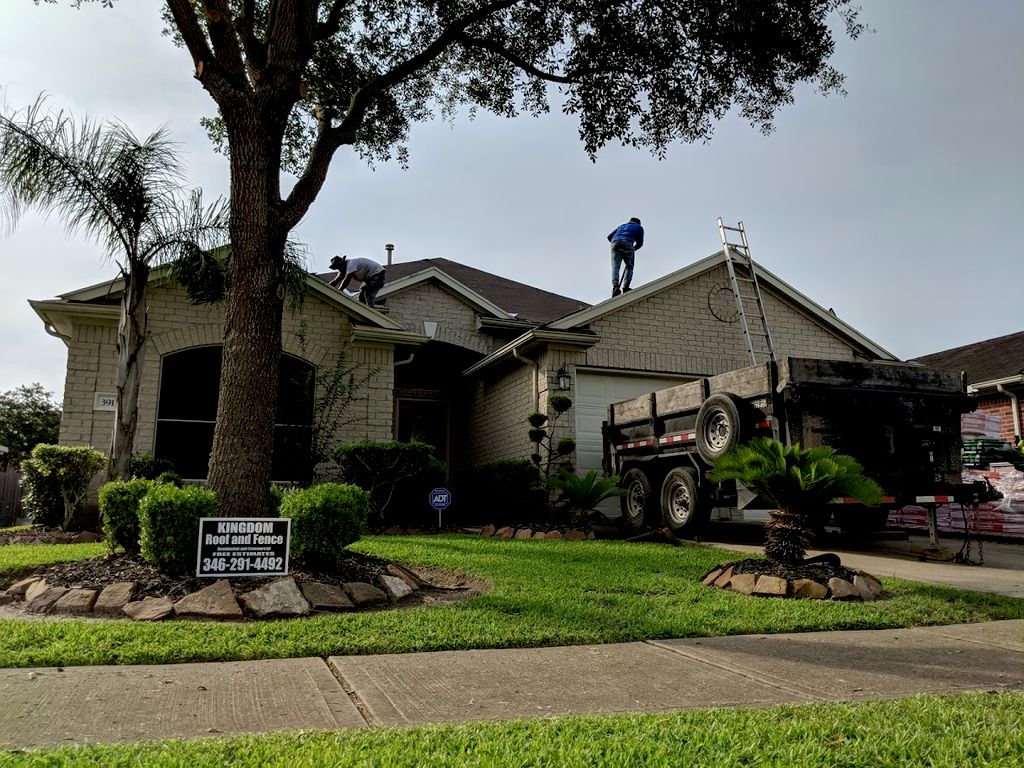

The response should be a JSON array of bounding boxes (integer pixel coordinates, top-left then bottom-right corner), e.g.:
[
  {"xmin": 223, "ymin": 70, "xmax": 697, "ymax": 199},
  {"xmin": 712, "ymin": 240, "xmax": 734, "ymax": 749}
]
[
  {"xmin": 196, "ymin": 518, "xmax": 291, "ymax": 577},
  {"xmin": 428, "ymin": 487, "xmax": 452, "ymax": 529}
]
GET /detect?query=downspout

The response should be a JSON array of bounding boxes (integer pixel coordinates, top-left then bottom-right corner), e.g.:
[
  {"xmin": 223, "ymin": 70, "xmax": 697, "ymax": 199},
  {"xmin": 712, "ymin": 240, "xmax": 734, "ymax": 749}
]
[
  {"xmin": 512, "ymin": 344, "xmax": 540, "ymax": 413},
  {"xmin": 996, "ymin": 383, "xmax": 1023, "ymax": 438}
]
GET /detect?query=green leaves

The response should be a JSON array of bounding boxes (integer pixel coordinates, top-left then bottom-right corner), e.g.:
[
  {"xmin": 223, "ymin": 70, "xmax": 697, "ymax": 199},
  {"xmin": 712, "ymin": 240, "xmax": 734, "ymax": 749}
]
[{"xmin": 546, "ymin": 468, "xmax": 624, "ymax": 519}]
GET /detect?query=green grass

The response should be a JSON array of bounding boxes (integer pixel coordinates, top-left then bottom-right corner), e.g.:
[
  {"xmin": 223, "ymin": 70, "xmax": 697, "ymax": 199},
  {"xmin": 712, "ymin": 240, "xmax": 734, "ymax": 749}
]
[
  {"xmin": 0, "ymin": 543, "xmax": 106, "ymax": 579},
  {"xmin": 2, "ymin": 691, "xmax": 1021, "ymax": 767},
  {"xmin": 1, "ymin": 535, "xmax": 1022, "ymax": 668}
]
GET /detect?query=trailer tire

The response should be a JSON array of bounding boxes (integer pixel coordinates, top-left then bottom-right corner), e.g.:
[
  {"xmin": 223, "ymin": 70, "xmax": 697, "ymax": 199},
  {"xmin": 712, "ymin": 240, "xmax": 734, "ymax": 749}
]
[
  {"xmin": 620, "ymin": 468, "xmax": 654, "ymax": 528},
  {"xmin": 695, "ymin": 393, "xmax": 746, "ymax": 463},
  {"xmin": 660, "ymin": 468, "xmax": 706, "ymax": 536}
]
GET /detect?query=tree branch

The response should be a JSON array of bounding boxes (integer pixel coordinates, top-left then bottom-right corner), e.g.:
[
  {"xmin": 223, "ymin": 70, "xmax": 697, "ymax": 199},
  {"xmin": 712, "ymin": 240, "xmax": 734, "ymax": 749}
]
[
  {"xmin": 315, "ymin": 0, "xmax": 349, "ymax": 41},
  {"xmin": 458, "ymin": 33, "xmax": 615, "ymax": 84},
  {"xmin": 165, "ymin": 0, "xmax": 243, "ymax": 100},
  {"xmin": 234, "ymin": 0, "xmax": 267, "ymax": 75},
  {"xmin": 201, "ymin": 0, "xmax": 250, "ymax": 87}
]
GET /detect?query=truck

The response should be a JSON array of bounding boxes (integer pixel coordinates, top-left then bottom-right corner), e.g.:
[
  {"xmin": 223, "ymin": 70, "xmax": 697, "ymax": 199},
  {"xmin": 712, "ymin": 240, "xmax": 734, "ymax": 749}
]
[{"xmin": 602, "ymin": 356, "xmax": 989, "ymax": 537}]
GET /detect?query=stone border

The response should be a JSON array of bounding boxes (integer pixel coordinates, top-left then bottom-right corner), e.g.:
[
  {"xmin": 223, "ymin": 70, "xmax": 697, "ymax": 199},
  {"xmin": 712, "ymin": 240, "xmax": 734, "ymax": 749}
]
[{"xmin": 701, "ymin": 564, "xmax": 885, "ymax": 601}]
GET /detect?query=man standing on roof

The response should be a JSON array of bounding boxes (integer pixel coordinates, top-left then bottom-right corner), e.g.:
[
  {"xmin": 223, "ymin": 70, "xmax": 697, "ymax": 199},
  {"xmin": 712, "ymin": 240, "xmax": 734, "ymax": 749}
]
[
  {"xmin": 607, "ymin": 217, "xmax": 644, "ymax": 297},
  {"xmin": 329, "ymin": 254, "xmax": 386, "ymax": 308}
]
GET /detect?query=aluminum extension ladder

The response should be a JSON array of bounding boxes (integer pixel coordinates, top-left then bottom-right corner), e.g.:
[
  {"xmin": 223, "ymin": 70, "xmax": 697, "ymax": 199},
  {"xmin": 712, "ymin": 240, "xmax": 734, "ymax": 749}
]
[{"xmin": 716, "ymin": 218, "xmax": 776, "ymax": 365}]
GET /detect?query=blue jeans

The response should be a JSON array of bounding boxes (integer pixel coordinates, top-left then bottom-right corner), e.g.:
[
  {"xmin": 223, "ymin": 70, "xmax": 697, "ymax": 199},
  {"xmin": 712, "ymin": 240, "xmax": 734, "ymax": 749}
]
[
  {"xmin": 358, "ymin": 270, "xmax": 386, "ymax": 308},
  {"xmin": 611, "ymin": 241, "xmax": 635, "ymax": 289}
]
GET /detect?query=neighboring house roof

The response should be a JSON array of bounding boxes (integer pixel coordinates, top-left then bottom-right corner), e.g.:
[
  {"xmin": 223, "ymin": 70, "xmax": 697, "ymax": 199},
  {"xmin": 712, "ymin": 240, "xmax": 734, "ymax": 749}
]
[
  {"xmin": 546, "ymin": 250, "xmax": 897, "ymax": 360},
  {"xmin": 913, "ymin": 330, "xmax": 1024, "ymax": 387},
  {"xmin": 379, "ymin": 258, "xmax": 589, "ymax": 323}
]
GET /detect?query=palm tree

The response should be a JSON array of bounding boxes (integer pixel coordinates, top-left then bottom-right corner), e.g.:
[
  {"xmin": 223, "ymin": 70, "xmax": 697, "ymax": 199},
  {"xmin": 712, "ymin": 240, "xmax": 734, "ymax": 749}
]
[
  {"xmin": 0, "ymin": 98, "xmax": 227, "ymax": 480},
  {"xmin": 547, "ymin": 468, "xmax": 625, "ymax": 523},
  {"xmin": 708, "ymin": 438, "xmax": 883, "ymax": 564}
]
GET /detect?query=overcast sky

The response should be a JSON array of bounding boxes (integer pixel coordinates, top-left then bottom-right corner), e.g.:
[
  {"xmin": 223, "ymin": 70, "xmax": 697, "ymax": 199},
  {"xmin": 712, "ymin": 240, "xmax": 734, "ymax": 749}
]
[{"xmin": 1, "ymin": 0, "xmax": 1022, "ymax": 401}]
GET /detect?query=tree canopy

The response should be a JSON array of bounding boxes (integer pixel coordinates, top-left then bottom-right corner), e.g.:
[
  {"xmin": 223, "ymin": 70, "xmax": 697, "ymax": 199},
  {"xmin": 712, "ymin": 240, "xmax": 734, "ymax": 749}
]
[{"xmin": 0, "ymin": 384, "xmax": 62, "ymax": 468}]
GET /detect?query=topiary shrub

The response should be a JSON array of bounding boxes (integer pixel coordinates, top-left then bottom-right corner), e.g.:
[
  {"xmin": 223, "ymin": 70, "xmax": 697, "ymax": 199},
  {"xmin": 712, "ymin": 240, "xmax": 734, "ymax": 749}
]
[
  {"xmin": 138, "ymin": 484, "xmax": 217, "ymax": 574},
  {"xmin": 127, "ymin": 451, "xmax": 176, "ymax": 480},
  {"xmin": 333, "ymin": 440, "xmax": 445, "ymax": 526},
  {"xmin": 19, "ymin": 444, "xmax": 107, "ymax": 530},
  {"xmin": 98, "ymin": 478, "xmax": 154, "ymax": 554},
  {"xmin": 463, "ymin": 459, "xmax": 547, "ymax": 526},
  {"xmin": 280, "ymin": 483, "xmax": 368, "ymax": 571},
  {"xmin": 155, "ymin": 470, "xmax": 184, "ymax": 487}
]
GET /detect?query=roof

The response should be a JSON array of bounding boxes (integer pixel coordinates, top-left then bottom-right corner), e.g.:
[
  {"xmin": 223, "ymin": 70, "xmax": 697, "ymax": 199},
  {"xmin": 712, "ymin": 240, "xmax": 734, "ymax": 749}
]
[
  {"xmin": 913, "ymin": 330, "xmax": 1024, "ymax": 386},
  {"xmin": 547, "ymin": 250, "xmax": 897, "ymax": 360},
  {"xmin": 379, "ymin": 258, "xmax": 589, "ymax": 323}
]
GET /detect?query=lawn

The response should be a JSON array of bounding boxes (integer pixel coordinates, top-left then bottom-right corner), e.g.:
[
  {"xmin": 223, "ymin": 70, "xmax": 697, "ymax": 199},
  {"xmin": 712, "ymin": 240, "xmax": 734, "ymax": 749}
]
[
  {"xmin": 2, "ymin": 691, "xmax": 1021, "ymax": 767},
  {"xmin": 1, "ymin": 534, "xmax": 1022, "ymax": 668}
]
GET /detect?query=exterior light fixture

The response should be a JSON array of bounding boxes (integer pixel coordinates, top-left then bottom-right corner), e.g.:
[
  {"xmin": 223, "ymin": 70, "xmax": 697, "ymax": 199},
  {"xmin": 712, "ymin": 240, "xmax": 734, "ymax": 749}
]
[{"xmin": 557, "ymin": 366, "xmax": 572, "ymax": 391}]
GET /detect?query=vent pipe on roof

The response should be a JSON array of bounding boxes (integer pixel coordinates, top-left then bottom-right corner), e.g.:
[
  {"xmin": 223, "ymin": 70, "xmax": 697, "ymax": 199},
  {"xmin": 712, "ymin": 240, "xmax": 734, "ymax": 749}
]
[{"xmin": 385, "ymin": 243, "xmax": 394, "ymax": 266}]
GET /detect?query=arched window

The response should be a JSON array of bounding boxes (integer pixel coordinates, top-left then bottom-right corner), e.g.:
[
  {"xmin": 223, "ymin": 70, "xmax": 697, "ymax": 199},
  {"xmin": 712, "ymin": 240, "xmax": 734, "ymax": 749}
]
[{"xmin": 154, "ymin": 346, "xmax": 314, "ymax": 481}]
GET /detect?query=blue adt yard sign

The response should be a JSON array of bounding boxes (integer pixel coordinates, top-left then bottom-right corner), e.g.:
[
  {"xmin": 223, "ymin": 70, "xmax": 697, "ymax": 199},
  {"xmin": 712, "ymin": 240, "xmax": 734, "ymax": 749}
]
[{"xmin": 429, "ymin": 487, "xmax": 451, "ymax": 528}]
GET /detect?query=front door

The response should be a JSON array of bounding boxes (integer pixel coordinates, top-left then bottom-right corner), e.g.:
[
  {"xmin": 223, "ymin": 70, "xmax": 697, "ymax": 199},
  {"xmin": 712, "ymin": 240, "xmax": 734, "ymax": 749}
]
[{"xmin": 395, "ymin": 398, "xmax": 449, "ymax": 465}]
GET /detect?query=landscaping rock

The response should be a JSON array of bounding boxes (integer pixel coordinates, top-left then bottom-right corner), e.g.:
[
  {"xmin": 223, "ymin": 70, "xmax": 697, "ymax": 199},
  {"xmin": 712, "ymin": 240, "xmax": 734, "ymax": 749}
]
[
  {"xmin": 124, "ymin": 596, "xmax": 175, "ymax": 621},
  {"xmin": 379, "ymin": 575, "xmax": 414, "ymax": 601},
  {"xmin": 713, "ymin": 566, "xmax": 734, "ymax": 589},
  {"xmin": 299, "ymin": 581, "xmax": 353, "ymax": 611},
  {"xmin": 343, "ymin": 581, "xmax": 388, "ymax": 607},
  {"xmin": 174, "ymin": 579, "xmax": 243, "ymax": 620},
  {"xmin": 24, "ymin": 579, "xmax": 51, "ymax": 605},
  {"xmin": 383, "ymin": 526, "xmax": 404, "ymax": 535},
  {"xmin": 855, "ymin": 572, "xmax": 884, "ymax": 597},
  {"xmin": 4, "ymin": 576, "xmax": 43, "ymax": 598},
  {"xmin": 71, "ymin": 531, "xmax": 103, "ymax": 544},
  {"xmin": 792, "ymin": 578, "xmax": 828, "ymax": 600},
  {"xmin": 564, "ymin": 530, "xmax": 587, "ymax": 541},
  {"xmin": 495, "ymin": 526, "xmax": 514, "ymax": 538},
  {"xmin": 729, "ymin": 573, "xmax": 757, "ymax": 595},
  {"xmin": 0, "ymin": 593, "xmax": 12, "ymax": 606},
  {"xmin": 544, "ymin": 530, "xmax": 563, "ymax": 540},
  {"xmin": 480, "ymin": 524, "xmax": 496, "ymax": 537},
  {"xmin": 386, "ymin": 564, "xmax": 420, "ymax": 590},
  {"xmin": 852, "ymin": 575, "xmax": 878, "ymax": 602},
  {"xmin": 532, "ymin": 530, "xmax": 547, "ymax": 539},
  {"xmin": 53, "ymin": 588, "xmax": 98, "ymax": 614},
  {"xmin": 514, "ymin": 528, "xmax": 533, "ymax": 539},
  {"xmin": 240, "ymin": 578, "xmax": 310, "ymax": 618},
  {"xmin": 94, "ymin": 582, "xmax": 136, "ymax": 615},
  {"xmin": 27, "ymin": 586, "xmax": 69, "ymax": 613},
  {"xmin": 753, "ymin": 575, "xmax": 788, "ymax": 597},
  {"xmin": 828, "ymin": 577, "xmax": 860, "ymax": 600},
  {"xmin": 587, "ymin": 532, "xmax": 596, "ymax": 540},
  {"xmin": 701, "ymin": 568, "xmax": 723, "ymax": 587}
]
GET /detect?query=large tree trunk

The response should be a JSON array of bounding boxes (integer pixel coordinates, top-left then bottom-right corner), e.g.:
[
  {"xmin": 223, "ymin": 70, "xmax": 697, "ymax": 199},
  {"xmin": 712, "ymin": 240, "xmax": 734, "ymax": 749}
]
[
  {"xmin": 109, "ymin": 261, "xmax": 150, "ymax": 480},
  {"xmin": 206, "ymin": 114, "xmax": 285, "ymax": 517}
]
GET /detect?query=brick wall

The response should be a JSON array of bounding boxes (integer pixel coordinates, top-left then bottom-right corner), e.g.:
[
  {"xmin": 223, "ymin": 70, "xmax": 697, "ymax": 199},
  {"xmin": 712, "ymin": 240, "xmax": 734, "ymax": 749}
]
[
  {"xmin": 384, "ymin": 281, "xmax": 498, "ymax": 353},
  {"xmin": 585, "ymin": 264, "xmax": 858, "ymax": 375},
  {"xmin": 58, "ymin": 281, "xmax": 395, "ymax": 470},
  {"xmin": 977, "ymin": 391, "xmax": 1024, "ymax": 443},
  {"xmin": 464, "ymin": 362, "xmax": 536, "ymax": 466}
]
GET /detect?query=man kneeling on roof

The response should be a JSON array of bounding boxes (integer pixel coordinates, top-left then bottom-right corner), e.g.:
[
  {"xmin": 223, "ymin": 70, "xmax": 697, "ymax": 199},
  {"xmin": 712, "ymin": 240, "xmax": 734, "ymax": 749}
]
[{"xmin": 329, "ymin": 254, "xmax": 386, "ymax": 308}]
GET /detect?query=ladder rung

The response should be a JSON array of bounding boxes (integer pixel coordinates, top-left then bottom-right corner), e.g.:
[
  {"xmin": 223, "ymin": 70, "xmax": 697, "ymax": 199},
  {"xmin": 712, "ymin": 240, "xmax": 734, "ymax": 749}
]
[{"xmin": 721, "ymin": 225, "xmax": 744, "ymax": 232}]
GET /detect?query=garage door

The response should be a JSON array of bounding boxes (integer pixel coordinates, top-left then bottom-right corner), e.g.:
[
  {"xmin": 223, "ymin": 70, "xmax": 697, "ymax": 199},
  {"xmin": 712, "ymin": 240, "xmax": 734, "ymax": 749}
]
[{"xmin": 574, "ymin": 371, "xmax": 690, "ymax": 475}]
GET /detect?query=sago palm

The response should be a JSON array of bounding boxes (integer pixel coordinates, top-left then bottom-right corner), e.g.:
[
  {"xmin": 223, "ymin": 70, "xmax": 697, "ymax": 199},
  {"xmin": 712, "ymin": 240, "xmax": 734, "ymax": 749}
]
[
  {"xmin": 547, "ymin": 468, "xmax": 624, "ymax": 522},
  {"xmin": 0, "ymin": 98, "xmax": 227, "ymax": 479},
  {"xmin": 708, "ymin": 438, "xmax": 883, "ymax": 564}
]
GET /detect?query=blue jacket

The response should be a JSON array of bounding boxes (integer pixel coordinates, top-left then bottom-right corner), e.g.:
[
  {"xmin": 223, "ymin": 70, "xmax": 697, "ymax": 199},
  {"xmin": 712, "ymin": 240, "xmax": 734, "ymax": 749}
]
[{"xmin": 608, "ymin": 221, "xmax": 644, "ymax": 249}]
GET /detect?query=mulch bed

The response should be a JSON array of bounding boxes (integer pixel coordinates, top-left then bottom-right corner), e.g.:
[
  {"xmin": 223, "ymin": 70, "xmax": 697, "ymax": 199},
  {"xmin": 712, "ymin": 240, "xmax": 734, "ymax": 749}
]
[
  {"xmin": 0, "ymin": 527, "xmax": 95, "ymax": 546},
  {"xmin": 727, "ymin": 556, "xmax": 859, "ymax": 584}
]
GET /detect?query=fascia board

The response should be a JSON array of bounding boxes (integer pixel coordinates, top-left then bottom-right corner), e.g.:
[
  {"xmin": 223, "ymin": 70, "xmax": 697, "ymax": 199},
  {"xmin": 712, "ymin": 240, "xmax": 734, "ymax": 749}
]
[
  {"xmin": 462, "ymin": 328, "xmax": 600, "ymax": 378},
  {"xmin": 350, "ymin": 325, "xmax": 430, "ymax": 346}
]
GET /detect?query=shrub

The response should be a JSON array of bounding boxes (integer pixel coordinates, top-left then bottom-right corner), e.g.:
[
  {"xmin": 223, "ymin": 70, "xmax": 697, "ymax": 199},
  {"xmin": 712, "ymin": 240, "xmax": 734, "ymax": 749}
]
[
  {"xmin": 127, "ymin": 452, "xmax": 176, "ymax": 480},
  {"xmin": 333, "ymin": 440, "xmax": 445, "ymax": 526},
  {"xmin": 138, "ymin": 484, "xmax": 218, "ymax": 574},
  {"xmin": 98, "ymin": 478, "xmax": 154, "ymax": 554},
  {"xmin": 280, "ymin": 483, "xmax": 368, "ymax": 570},
  {"xmin": 464, "ymin": 459, "xmax": 547, "ymax": 526},
  {"xmin": 547, "ymin": 468, "xmax": 624, "ymax": 522},
  {"xmin": 155, "ymin": 470, "xmax": 183, "ymax": 487},
  {"xmin": 268, "ymin": 484, "xmax": 289, "ymax": 516},
  {"xmin": 19, "ymin": 444, "xmax": 106, "ymax": 530}
]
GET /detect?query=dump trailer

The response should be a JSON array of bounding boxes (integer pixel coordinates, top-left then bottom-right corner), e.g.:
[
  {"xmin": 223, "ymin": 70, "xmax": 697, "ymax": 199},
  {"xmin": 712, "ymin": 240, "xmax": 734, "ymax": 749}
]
[{"xmin": 603, "ymin": 357, "xmax": 987, "ymax": 536}]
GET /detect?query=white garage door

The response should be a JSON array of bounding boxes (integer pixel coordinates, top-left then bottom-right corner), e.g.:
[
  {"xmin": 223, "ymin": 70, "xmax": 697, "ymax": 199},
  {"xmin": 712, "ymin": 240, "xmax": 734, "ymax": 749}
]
[{"xmin": 574, "ymin": 371, "xmax": 691, "ymax": 475}]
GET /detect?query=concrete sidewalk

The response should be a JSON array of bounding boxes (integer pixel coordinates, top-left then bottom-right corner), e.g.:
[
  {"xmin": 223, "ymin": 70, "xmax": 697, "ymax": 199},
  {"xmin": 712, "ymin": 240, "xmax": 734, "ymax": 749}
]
[{"xmin": 2, "ymin": 620, "xmax": 1022, "ymax": 749}]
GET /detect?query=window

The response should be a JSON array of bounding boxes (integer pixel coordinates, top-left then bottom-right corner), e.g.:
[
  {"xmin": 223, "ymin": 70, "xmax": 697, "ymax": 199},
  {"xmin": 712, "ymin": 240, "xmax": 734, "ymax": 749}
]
[{"xmin": 154, "ymin": 346, "xmax": 314, "ymax": 481}]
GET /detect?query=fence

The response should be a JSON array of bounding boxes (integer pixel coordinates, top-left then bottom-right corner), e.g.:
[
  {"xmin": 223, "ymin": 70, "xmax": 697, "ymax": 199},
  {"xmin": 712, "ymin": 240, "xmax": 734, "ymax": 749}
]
[{"xmin": 0, "ymin": 471, "xmax": 24, "ymax": 526}]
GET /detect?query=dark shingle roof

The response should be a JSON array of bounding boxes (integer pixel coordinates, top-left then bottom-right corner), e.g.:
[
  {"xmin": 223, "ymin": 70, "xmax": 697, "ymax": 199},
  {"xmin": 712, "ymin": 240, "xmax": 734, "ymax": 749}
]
[
  {"xmin": 913, "ymin": 331, "xmax": 1024, "ymax": 384},
  {"xmin": 381, "ymin": 258, "xmax": 589, "ymax": 323}
]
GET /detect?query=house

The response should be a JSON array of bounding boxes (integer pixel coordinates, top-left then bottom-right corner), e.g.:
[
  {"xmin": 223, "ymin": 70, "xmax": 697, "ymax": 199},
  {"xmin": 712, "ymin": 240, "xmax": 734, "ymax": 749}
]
[
  {"xmin": 914, "ymin": 331, "xmax": 1024, "ymax": 443},
  {"xmin": 31, "ymin": 251, "xmax": 896, "ymax": 485}
]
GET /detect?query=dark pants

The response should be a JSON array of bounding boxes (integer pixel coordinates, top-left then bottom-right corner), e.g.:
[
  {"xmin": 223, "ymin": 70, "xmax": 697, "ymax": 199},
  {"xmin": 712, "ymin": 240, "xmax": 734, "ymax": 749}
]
[{"xmin": 358, "ymin": 271, "xmax": 386, "ymax": 308}]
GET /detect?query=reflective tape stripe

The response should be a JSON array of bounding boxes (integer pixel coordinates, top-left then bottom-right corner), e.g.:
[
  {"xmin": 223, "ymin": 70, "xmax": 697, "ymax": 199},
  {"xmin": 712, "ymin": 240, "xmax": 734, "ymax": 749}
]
[
  {"xmin": 754, "ymin": 420, "xmax": 772, "ymax": 429},
  {"xmin": 830, "ymin": 496, "xmax": 896, "ymax": 504},
  {"xmin": 915, "ymin": 495, "xmax": 954, "ymax": 503},
  {"xmin": 658, "ymin": 432, "xmax": 696, "ymax": 444},
  {"xmin": 616, "ymin": 439, "xmax": 656, "ymax": 450}
]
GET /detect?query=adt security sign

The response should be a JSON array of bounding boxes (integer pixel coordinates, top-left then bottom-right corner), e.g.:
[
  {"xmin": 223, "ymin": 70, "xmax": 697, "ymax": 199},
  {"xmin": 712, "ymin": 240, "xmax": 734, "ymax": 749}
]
[{"xmin": 429, "ymin": 487, "xmax": 451, "ymax": 527}]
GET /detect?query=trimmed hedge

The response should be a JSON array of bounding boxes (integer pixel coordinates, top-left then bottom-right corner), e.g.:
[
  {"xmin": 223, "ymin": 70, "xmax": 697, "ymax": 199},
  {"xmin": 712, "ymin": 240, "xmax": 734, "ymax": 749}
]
[
  {"xmin": 139, "ymin": 484, "xmax": 218, "ymax": 574},
  {"xmin": 98, "ymin": 478, "xmax": 154, "ymax": 554},
  {"xmin": 19, "ymin": 444, "xmax": 106, "ymax": 529},
  {"xmin": 280, "ymin": 483, "xmax": 368, "ymax": 571},
  {"xmin": 333, "ymin": 440, "xmax": 445, "ymax": 526}
]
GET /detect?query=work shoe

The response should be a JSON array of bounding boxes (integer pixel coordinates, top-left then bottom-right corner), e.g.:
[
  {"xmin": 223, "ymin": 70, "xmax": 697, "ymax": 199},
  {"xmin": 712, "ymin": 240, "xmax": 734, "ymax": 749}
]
[
  {"xmin": 622, "ymin": 286, "xmax": 632, "ymax": 292},
  {"xmin": 611, "ymin": 285, "xmax": 621, "ymax": 297}
]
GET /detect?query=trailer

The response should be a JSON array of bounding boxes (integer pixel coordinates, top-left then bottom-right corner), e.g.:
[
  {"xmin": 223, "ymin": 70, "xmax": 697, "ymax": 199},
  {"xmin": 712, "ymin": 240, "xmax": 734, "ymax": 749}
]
[{"xmin": 603, "ymin": 357, "xmax": 988, "ymax": 536}]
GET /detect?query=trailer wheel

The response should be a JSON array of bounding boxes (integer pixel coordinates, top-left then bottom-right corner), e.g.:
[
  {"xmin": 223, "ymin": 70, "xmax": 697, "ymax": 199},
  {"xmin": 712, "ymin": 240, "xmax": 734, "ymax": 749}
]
[
  {"xmin": 620, "ymin": 468, "xmax": 653, "ymax": 528},
  {"xmin": 660, "ymin": 468, "xmax": 705, "ymax": 535},
  {"xmin": 695, "ymin": 393, "xmax": 745, "ymax": 463}
]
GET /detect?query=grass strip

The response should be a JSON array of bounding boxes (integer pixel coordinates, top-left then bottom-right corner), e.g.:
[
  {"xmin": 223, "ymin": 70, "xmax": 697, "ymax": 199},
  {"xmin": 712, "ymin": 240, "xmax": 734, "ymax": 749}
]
[
  {"xmin": 2, "ymin": 691, "xmax": 1021, "ymax": 767},
  {"xmin": 0, "ymin": 535, "xmax": 1021, "ymax": 668}
]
